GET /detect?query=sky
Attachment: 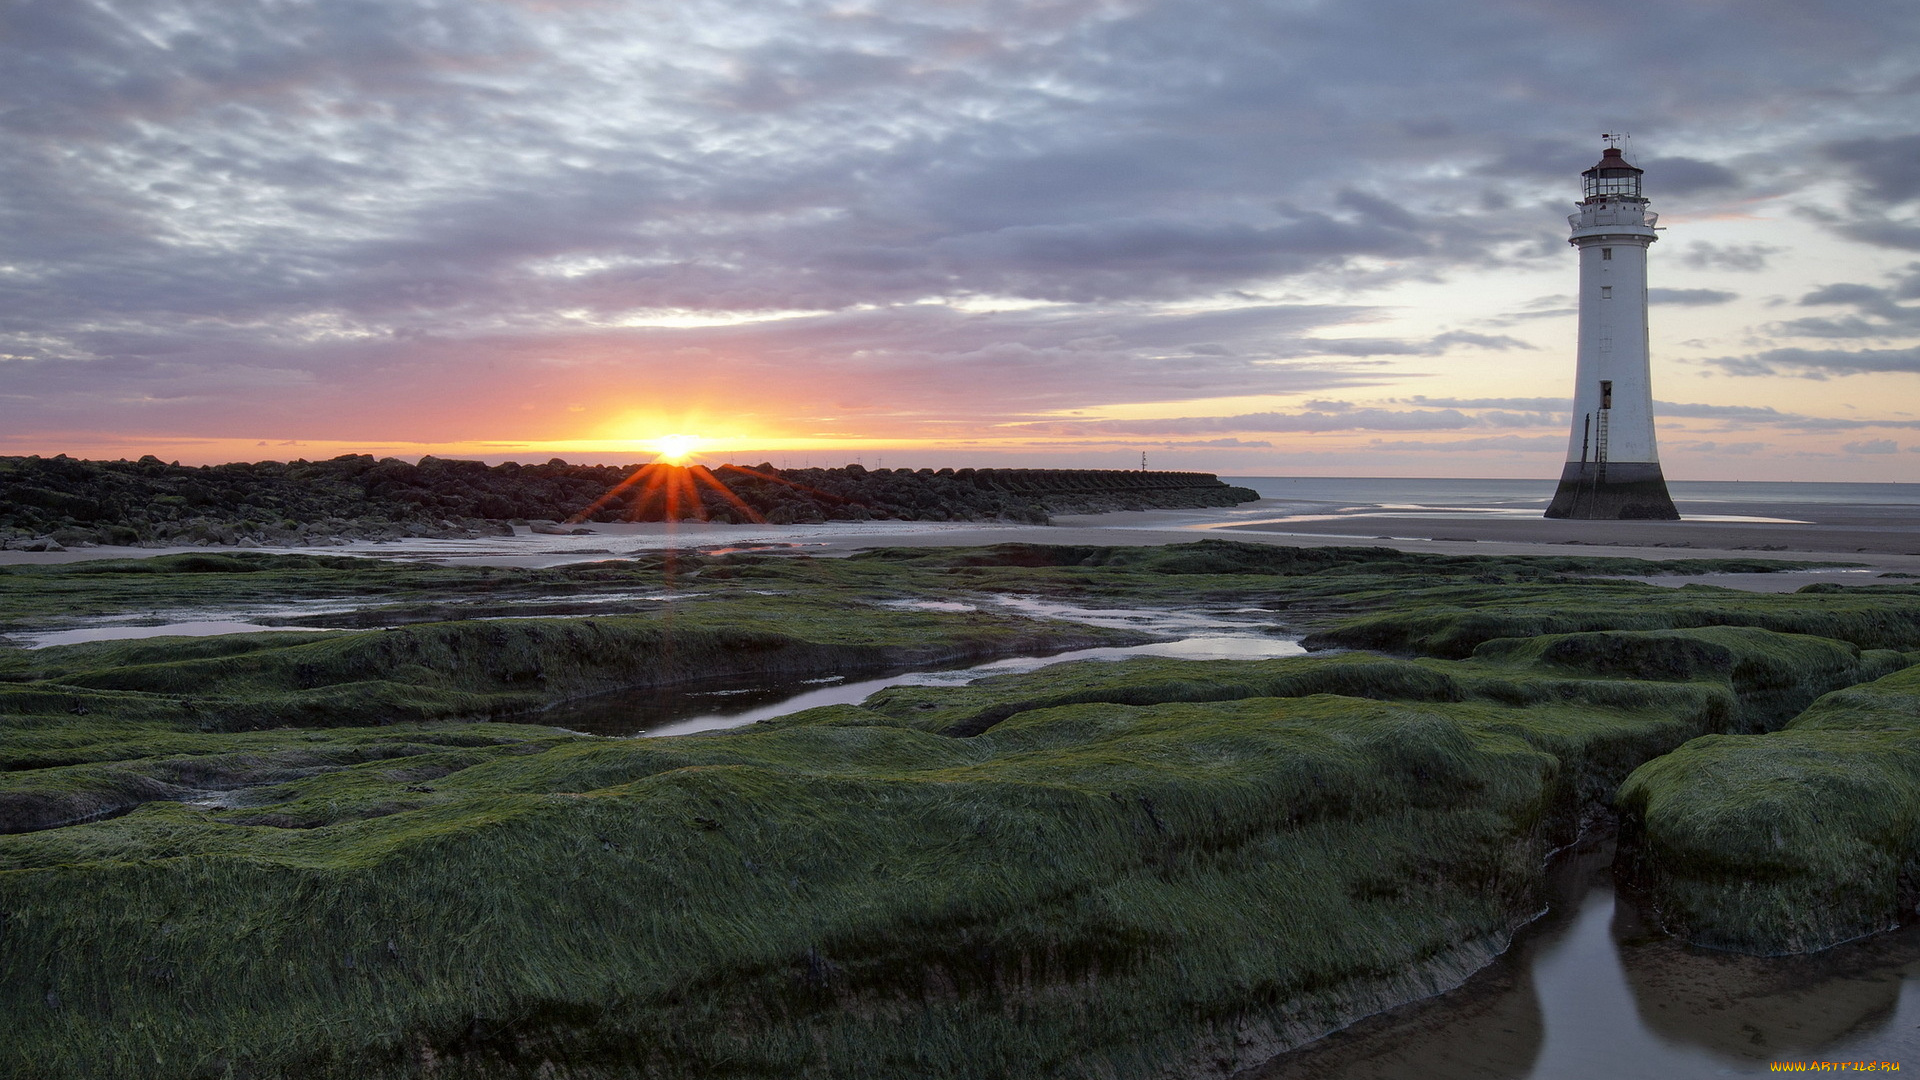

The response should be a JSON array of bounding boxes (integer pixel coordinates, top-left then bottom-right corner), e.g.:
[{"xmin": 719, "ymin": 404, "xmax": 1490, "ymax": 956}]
[{"xmin": 3, "ymin": 0, "xmax": 1918, "ymax": 480}]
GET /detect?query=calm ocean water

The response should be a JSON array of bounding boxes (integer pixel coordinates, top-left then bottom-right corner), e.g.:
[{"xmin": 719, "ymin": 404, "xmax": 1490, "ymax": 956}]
[{"xmin": 1225, "ymin": 476, "xmax": 1920, "ymax": 511}]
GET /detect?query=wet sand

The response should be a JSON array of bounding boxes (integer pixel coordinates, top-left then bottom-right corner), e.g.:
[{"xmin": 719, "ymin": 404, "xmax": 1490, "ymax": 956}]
[
  {"xmin": 801, "ymin": 497, "xmax": 1920, "ymax": 587},
  {"xmin": 5, "ymin": 495, "xmax": 1918, "ymax": 588}
]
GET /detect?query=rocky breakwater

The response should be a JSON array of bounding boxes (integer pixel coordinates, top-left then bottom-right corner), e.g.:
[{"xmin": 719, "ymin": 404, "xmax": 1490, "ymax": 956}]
[{"xmin": 0, "ymin": 454, "xmax": 1258, "ymax": 548}]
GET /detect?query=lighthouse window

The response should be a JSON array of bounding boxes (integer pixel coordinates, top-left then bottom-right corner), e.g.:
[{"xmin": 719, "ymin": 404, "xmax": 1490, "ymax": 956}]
[
  {"xmin": 1601, "ymin": 248, "xmax": 1613, "ymax": 260},
  {"xmin": 1601, "ymin": 285, "xmax": 1612, "ymax": 299}
]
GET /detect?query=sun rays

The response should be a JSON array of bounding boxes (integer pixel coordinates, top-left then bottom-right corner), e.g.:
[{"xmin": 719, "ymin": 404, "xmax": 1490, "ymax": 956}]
[
  {"xmin": 566, "ymin": 462, "xmax": 761, "ymax": 524},
  {"xmin": 562, "ymin": 458, "xmax": 878, "ymax": 526},
  {"xmin": 649, "ymin": 434, "xmax": 703, "ymax": 464}
]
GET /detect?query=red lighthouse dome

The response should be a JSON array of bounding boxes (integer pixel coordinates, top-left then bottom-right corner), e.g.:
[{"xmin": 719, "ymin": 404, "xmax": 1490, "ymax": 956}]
[{"xmin": 1582, "ymin": 146, "xmax": 1645, "ymax": 202}]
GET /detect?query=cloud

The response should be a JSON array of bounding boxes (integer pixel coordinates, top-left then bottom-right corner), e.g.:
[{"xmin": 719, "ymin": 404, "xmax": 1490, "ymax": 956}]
[
  {"xmin": 1648, "ymin": 288, "xmax": 1738, "ymax": 306},
  {"xmin": 1705, "ymin": 346, "xmax": 1920, "ymax": 378},
  {"xmin": 1775, "ymin": 274, "xmax": 1920, "ymax": 337},
  {"xmin": 1011, "ymin": 403, "xmax": 1564, "ymax": 438},
  {"xmin": 1896, "ymin": 263, "xmax": 1920, "ymax": 301},
  {"xmin": 1639, "ymin": 157, "xmax": 1742, "ymax": 196},
  {"xmin": 1823, "ymin": 135, "xmax": 1920, "ymax": 206},
  {"xmin": 1158, "ymin": 438, "xmax": 1274, "ymax": 448},
  {"xmin": 1432, "ymin": 331, "xmax": 1538, "ymax": 351},
  {"xmin": 0, "ymin": 301, "xmax": 1392, "ymax": 439},
  {"xmin": 1679, "ymin": 242, "xmax": 1781, "ymax": 272},
  {"xmin": 1364, "ymin": 435, "xmax": 1564, "ymax": 452},
  {"xmin": 3, "ymin": 0, "xmax": 1920, "ymax": 454},
  {"xmin": 1655, "ymin": 399, "xmax": 1920, "ymax": 431},
  {"xmin": 1396, "ymin": 395, "xmax": 1569, "ymax": 410},
  {"xmin": 1649, "ymin": 400, "xmax": 1920, "ymax": 439},
  {"xmin": 1825, "ymin": 217, "xmax": 1920, "ymax": 252},
  {"xmin": 1297, "ymin": 339, "xmax": 1435, "ymax": 357},
  {"xmin": 1843, "ymin": 439, "xmax": 1899, "ymax": 454},
  {"xmin": 1294, "ymin": 330, "xmax": 1535, "ymax": 357},
  {"xmin": 1654, "ymin": 401, "xmax": 1794, "ymax": 419},
  {"xmin": 1814, "ymin": 135, "xmax": 1920, "ymax": 251},
  {"xmin": 1013, "ymin": 409, "xmax": 1475, "ymax": 436}
]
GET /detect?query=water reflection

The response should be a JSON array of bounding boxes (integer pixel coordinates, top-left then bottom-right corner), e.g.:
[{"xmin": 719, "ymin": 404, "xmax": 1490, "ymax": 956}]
[
  {"xmin": 1617, "ymin": 891, "xmax": 1918, "ymax": 1063},
  {"xmin": 1251, "ymin": 839, "xmax": 1920, "ymax": 1078},
  {"xmin": 15, "ymin": 620, "xmax": 336, "ymax": 648}
]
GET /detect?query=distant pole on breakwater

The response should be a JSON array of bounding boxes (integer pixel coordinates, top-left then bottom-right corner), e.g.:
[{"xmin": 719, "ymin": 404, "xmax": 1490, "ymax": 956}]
[{"xmin": 1544, "ymin": 135, "xmax": 1680, "ymax": 521}]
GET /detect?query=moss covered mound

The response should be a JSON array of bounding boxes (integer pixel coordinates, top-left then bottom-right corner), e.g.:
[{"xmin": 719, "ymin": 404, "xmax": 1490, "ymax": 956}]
[
  {"xmin": 1617, "ymin": 663, "xmax": 1920, "ymax": 955},
  {"xmin": 0, "ymin": 692, "xmax": 1607, "ymax": 1079},
  {"xmin": 0, "ymin": 606, "xmax": 1141, "ymax": 834},
  {"xmin": 2, "ymin": 597, "xmax": 1141, "ymax": 729},
  {"xmin": 9, "ymin": 543, "xmax": 1920, "ymax": 1074},
  {"xmin": 853, "ymin": 538, "xmax": 1833, "ymax": 582},
  {"xmin": 1307, "ymin": 581, "xmax": 1920, "ymax": 658},
  {"xmin": 1471, "ymin": 625, "xmax": 1910, "ymax": 731},
  {"xmin": 2, "ymin": 618, "xmax": 1831, "ymax": 1079},
  {"xmin": 862, "ymin": 653, "xmax": 1463, "ymax": 737}
]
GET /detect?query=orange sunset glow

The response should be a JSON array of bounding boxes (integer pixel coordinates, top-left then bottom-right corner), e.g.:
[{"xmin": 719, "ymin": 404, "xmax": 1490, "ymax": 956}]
[
  {"xmin": 1, "ymin": 2, "xmax": 1914, "ymax": 482},
  {"xmin": 648, "ymin": 434, "xmax": 704, "ymax": 465}
]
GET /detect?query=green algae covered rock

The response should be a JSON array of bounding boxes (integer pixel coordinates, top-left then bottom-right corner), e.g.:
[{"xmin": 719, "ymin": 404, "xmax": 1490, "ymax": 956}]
[
  {"xmin": 1617, "ymin": 662, "xmax": 1920, "ymax": 954},
  {"xmin": 0, "ymin": 642, "xmax": 1765, "ymax": 1079}
]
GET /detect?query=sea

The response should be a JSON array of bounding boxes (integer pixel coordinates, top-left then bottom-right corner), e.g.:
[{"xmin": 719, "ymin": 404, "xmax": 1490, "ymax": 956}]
[
  {"xmin": 1232, "ymin": 476, "xmax": 1920, "ymax": 510},
  {"xmin": 1222, "ymin": 476, "xmax": 1920, "ymax": 525}
]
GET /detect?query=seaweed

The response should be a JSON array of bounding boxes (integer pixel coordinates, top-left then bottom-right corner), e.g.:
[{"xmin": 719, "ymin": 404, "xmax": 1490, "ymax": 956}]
[
  {"xmin": 1617, "ymin": 663, "xmax": 1920, "ymax": 954},
  {"xmin": 3, "ymin": 541, "xmax": 1914, "ymax": 1075}
]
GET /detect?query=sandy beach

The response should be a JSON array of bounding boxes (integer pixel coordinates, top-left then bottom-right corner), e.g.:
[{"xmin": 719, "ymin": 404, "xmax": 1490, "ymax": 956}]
[{"xmin": 5, "ymin": 488, "xmax": 1918, "ymax": 591}]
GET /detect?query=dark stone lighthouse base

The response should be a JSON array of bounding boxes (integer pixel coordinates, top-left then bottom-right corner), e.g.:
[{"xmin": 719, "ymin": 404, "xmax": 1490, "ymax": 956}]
[{"xmin": 1544, "ymin": 461, "xmax": 1680, "ymax": 520}]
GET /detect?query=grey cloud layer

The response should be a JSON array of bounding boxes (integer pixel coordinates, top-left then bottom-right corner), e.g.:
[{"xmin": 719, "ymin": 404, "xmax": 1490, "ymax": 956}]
[
  {"xmin": 0, "ymin": 302, "xmax": 1388, "ymax": 438},
  {"xmin": 1018, "ymin": 394, "xmax": 1920, "ymax": 443},
  {"xmin": 3, "ymin": 0, "xmax": 1918, "ymax": 438},
  {"xmin": 1649, "ymin": 288, "xmax": 1738, "ymax": 306},
  {"xmin": 1774, "ymin": 265, "xmax": 1920, "ymax": 339},
  {"xmin": 1011, "ymin": 405, "xmax": 1561, "ymax": 438}
]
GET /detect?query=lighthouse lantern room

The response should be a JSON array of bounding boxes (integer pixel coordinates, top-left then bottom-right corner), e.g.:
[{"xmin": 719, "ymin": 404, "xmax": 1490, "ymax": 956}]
[{"xmin": 1544, "ymin": 137, "xmax": 1680, "ymax": 520}]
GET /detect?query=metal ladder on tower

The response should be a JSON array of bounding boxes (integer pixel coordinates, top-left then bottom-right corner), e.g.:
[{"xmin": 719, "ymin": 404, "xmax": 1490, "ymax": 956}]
[{"xmin": 1591, "ymin": 407, "xmax": 1610, "ymax": 498}]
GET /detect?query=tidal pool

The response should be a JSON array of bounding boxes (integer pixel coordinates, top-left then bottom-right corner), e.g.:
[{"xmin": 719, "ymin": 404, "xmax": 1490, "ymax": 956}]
[
  {"xmin": 14, "ymin": 620, "xmax": 339, "ymax": 648},
  {"xmin": 537, "ymin": 611, "xmax": 1305, "ymax": 734},
  {"xmin": 4, "ymin": 590, "xmax": 700, "ymax": 648},
  {"xmin": 1251, "ymin": 839, "xmax": 1920, "ymax": 1079}
]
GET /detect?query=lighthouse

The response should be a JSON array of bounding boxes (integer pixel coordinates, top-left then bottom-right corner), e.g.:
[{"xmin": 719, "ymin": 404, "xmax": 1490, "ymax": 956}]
[{"xmin": 1544, "ymin": 139, "xmax": 1680, "ymax": 520}]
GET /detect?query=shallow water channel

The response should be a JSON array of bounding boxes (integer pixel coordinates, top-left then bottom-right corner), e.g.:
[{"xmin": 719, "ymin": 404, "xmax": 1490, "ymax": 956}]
[
  {"xmin": 1250, "ymin": 838, "xmax": 1920, "ymax": 1078},
  {"xmin": 538, "ymin": 597, "xmax": 1307, "ymax": 737}
]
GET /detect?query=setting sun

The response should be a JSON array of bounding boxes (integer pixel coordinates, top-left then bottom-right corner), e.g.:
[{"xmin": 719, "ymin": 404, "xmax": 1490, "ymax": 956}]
[{"xmin": 649, "ymin": 433, "xmax": 703, "ymax": 464}]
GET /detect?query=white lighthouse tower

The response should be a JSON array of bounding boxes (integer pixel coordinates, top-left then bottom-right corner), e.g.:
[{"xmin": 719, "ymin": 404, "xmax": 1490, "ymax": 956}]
[{"xmin": 1544, "ymin": 138, "xmax": 1679, "ymax": 520}]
